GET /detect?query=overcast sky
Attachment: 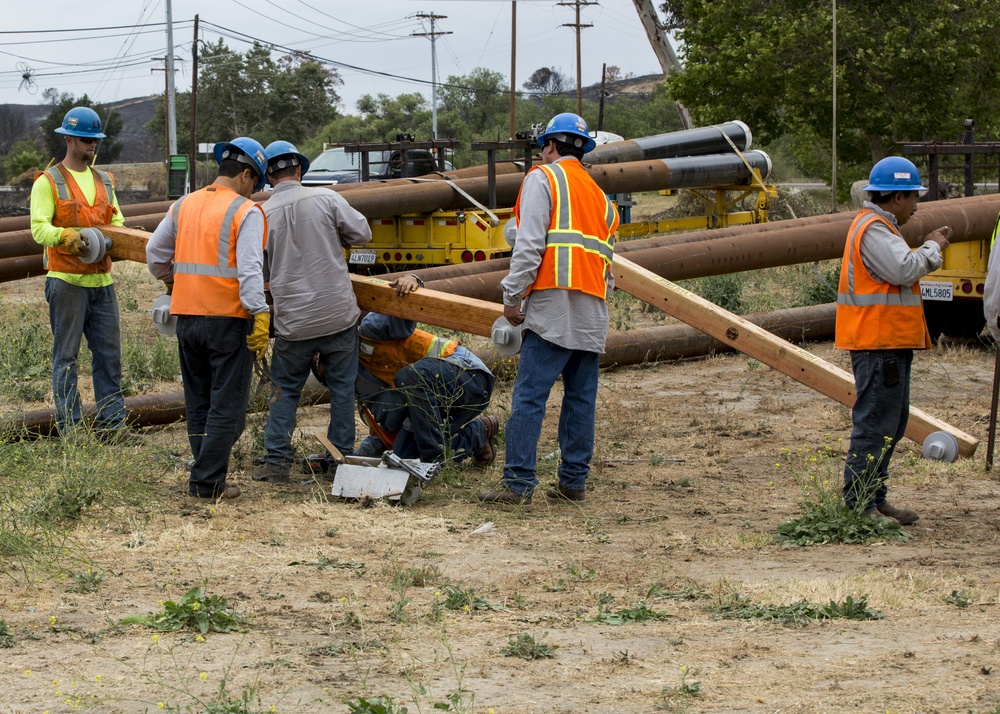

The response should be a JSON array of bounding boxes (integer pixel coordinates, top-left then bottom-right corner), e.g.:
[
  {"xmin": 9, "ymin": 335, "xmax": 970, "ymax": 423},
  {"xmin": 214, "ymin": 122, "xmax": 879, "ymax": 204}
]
[{"xmin": 0, "ymin": 0, "xmax": 664, "ymax": 113}]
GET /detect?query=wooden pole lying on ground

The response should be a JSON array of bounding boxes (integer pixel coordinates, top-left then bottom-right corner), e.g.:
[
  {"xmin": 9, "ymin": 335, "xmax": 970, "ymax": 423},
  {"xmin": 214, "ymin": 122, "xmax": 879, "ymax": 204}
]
[
  {"xmin": 101, "ymin": 226, "xmax": 978, "ymax": 457},
  {"xmin": 611, "ymin": 256, "xmax": 979, "ymax": 457}
]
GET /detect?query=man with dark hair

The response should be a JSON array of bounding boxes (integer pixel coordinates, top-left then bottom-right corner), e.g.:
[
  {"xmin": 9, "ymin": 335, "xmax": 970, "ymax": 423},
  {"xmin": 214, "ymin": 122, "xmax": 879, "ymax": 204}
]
[
  {"xmin": 836, "ymin": 156, "xmax": 951, "ymax": 524},
  {"xmin": 30, "ymin": 106, "xmax": 140, "ymax": 443},
  {"xmin": 146, "ymin": 137, "xmax": 270, "ymax": 500},
  {"xmin": 252, "ymin": 141, "xmax": 372, "ymax": 483},
  {"xmin": 479, "ymin": 113, "xmax": 618, "ymax": 506}
]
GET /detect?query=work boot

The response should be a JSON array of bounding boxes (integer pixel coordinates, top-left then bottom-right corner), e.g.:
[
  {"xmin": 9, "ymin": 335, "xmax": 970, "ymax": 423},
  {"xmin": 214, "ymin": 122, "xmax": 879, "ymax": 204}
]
[
  {"xmin": 190, "ymin": 485, "xmax": 241, "ymax": 500},
  {"xmin": 861, "ymin": 507, "xmax": 894, "ymax": 522},
  {"xmin": 252, "ymin": 463, "xmax": 290, "ymax": 484},
  {"xmin": 545, "ymin": 485, "xmax": 586, "ymax": 502},
  {"xmin": 473, "ymin": 415, "xmax": 500, "ymax": 466},
  {"xmin": 477, "ymin": 487, "xmax": 532, "ymax": 505},
  {"xmin": 877, "ymin": 502, "xmax": 920, "ymax": 525}
]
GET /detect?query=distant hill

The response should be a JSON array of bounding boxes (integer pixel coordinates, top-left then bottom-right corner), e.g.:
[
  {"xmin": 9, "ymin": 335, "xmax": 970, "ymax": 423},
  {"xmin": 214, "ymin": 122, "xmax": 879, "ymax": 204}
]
[{"xmin": 0, "ymin": 96, "xmax": 162, "ymax": 164}]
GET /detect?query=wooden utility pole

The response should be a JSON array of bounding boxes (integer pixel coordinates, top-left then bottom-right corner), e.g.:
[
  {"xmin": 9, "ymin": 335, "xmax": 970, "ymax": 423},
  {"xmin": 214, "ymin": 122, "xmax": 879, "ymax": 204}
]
[
  {"xmin": 558, "ymin": 0, "xmax": 595, "ymax": 115},
  {"xmin": 509, "ymin": 2, "xmax": 517, "ymax": 143},
  {"xmin": 189, "ymin": 14, "xmax": 199, "ymax": 193},
  {"xmin": 630, "ymin": 0, "xmax": 692, "ymax": 128}
]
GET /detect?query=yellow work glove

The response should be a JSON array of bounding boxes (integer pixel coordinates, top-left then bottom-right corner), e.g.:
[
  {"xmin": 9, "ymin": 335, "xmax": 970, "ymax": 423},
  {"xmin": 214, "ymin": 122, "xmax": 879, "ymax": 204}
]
[
  {"xmin": 247, "ymin": 312, "xmax": 271, "ymax": 360},
  {"xmin": 59, "ymin": 228, "xmax": 86, "ymax": 256}
]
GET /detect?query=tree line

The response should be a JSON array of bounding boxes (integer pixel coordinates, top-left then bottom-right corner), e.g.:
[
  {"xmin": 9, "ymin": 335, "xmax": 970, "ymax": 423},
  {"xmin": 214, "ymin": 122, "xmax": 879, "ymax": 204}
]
[{"xmin": 7, "ymin": 1, "xmax": 999, "ymax": 192}]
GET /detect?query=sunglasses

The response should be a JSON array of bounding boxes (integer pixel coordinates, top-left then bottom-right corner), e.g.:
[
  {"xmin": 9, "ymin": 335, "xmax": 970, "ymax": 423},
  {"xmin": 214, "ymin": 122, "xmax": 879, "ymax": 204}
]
[{"xmin": 76, "ymin": 137, "xmax": 98, "ymax": 145}]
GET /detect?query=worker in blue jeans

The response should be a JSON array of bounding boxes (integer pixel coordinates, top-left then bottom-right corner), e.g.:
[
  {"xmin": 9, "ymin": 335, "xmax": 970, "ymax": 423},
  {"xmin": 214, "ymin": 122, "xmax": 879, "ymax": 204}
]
[{"xmin": 355, "ymin": 275, "xmax": 498, "ymax": 465}]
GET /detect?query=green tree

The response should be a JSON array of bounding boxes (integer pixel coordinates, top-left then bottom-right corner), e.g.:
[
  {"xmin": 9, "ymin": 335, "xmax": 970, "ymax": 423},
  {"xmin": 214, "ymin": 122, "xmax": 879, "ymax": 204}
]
[
  {"xmin": 2, "ymin": 139, "xmax": 44, "ymax": 184},
  {"xmin": 301, "ymin": 92, "xmax": 432, "ymax": 159},
  {"xmin": 148, "ymin": 41, "xmax": 341, "ymax": 153},
  {"xmin": 40, "ymin": 95, "xmax": 123, "ymax": 163},
  {"xmin": 661, "ymin": 0, "xmax": 1000, "ymax": 189}
]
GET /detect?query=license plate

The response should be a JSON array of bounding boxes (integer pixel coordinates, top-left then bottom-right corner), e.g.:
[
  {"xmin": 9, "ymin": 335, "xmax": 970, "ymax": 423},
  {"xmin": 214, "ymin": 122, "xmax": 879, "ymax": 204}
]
[
  {"xmin": 920, "ymin": 280, "xmax": 953, "ymax": 302},
  {"xmin": 348, "ymin": 249, "xmax": 377, "ymax": 265}
]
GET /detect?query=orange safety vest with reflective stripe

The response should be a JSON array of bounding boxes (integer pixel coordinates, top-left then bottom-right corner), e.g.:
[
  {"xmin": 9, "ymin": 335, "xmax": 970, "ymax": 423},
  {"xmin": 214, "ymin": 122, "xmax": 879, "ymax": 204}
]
[
  {"xmin": 169, "ymin": 185, "xmax": 266, "ymax": 318},
  {"xmin": 35, "ymin": 164, "xmax": 117, "ymax": 274},
  {"xmin": 359, "ymin": 330, "xmax": 459, "ymax": 387},
  {"xmin": 516, "ymin": 160, "xmax": 619, "ymax": 300},
  {"xmin": 835, "ymin": 208, "xmax": 930, "ymax": 350}
]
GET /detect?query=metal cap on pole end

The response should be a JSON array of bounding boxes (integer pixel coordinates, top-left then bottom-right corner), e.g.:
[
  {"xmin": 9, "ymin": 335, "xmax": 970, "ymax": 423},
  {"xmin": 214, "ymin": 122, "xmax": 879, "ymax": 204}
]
[
  {"xmin": 922, "ymin": 431, "xmax": 959, "ymax": 462},
  {"xmin": 491, "ymin": 316, "xmax": 523, "ymax": 356},
  {"xmin": 77, "ymin": 227, "xmax": 111, "ymax": 264},
  {"xmin": 151, "ymin": 294, "xmax": 177, "ymax": 335}
]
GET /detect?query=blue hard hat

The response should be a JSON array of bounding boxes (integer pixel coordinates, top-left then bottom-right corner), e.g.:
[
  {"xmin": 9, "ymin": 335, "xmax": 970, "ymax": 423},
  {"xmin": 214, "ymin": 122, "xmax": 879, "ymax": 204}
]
[
  {"xmin": 537, "ymin": 112, "xmax": 596, "ymax": 153},
  {"xmin": 263, "ymin": 140, "xmax": 310, "ymax": 182},
  {"xmin": 54, "ymin": 106, "xmax": 106, "ymax": 139},
  {"xmin": 863, "ymin": 156, "xmax": 927, "ymax": 194},
  {"xmin": 214, "ymin": 137, "xmax": 268, "ymax": 192}
]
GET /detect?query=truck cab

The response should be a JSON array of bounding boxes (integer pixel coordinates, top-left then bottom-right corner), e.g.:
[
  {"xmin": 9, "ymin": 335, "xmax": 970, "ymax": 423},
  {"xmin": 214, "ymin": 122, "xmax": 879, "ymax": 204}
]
[{"xmin": 301, "ymin": 147, "xmax": 439, "ymax": 186}]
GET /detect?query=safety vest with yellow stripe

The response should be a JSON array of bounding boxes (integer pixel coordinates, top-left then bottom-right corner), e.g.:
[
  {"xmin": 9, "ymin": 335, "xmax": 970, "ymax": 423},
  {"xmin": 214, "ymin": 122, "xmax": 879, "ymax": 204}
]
[
  {"xmin": 835, "ymin": 208, "xmax": 930, "ymax": 350},
  {"xmin": 35, "ymin": 164, "xmax": 117, "ymax": 274},
  {"xmin": 516, "ymin": 160, "xmax": 619, "ymax": 300},
  {"xmin": 359, "ymin": 330, "xmax": 459, "ymax": 387},
  {"xmin": 169, "ymin": 185, "xmax": 267, "ymax": 318}
]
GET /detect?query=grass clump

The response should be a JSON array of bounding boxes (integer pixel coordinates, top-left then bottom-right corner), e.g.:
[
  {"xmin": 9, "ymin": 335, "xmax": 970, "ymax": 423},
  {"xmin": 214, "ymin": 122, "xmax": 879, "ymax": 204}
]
[
  {"xmin": 590, "ymin": 592, "xmax": 671, "ymax": 624},
  {"xmin": 500, "ymin": 633, "xmax": 559, "ymax": 660},
  {"xmin": 775, "ymin": 442, "xmax": 911, "ymax": 547},
  {"xmin": 346, "ymin": 696, "xmax": 409, "ymax": 713},
  {"xmin": 713, "ymin": 594, "xmax": 881, "ymax": 624},
  {"xmin": 122, "ymin": 585, "xmax": 248, "ymax": 635},
  {"xmin": 0, "ymin": 618, "xmax": 14, "ymax": 648}
]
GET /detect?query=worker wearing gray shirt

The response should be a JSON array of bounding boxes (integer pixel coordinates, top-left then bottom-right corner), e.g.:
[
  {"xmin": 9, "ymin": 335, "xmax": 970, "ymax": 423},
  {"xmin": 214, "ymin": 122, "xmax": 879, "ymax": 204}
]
[
  {"xmin": 479, "ymin": 113, "xmax": 619, "ymax": 506},
  {"xmin": 252, "ymin": 141, "xmax": 373, "ymax": 483},
  {"xmin": 835, "ymin": 156, "xmax": 950, "ymax": 525}
]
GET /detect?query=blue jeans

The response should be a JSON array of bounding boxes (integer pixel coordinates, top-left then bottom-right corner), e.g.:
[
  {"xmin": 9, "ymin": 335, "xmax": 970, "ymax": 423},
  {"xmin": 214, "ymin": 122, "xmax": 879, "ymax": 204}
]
[
  {"xmin": 843, "ymin": 349, "xmax": 913, "ymax": 511},
  {"xmin": 176, "ymin": 315, "xmax": 253, "ymax": 497},
  {"xmin": 263, "ymin": 327, "xmax": 359, "ymax": 472},
  {"xmin": 503, "ymin": 330, "xmax": 600, "ymax": 495},
  {"xmin": 44, "ymin": 278, "xmax": 126, "ymax": 434},
  {"xmin": 392, "ymin": 358, "xmax": 492, "ymax": 462}
]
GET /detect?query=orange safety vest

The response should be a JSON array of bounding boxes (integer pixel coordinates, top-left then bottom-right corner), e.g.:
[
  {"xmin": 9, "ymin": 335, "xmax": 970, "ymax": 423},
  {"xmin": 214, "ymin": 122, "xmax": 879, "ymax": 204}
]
[
  {"xmin": 516, "ymin": 160, "xmax": 619, "ymax": 300},
  {"xmin": 359, "ymin": 329, "xmax": 459, "ymax": 387},
  {"xmin": 169, "ymin": 185, "xmax": 267, "ymax": 318},
  {"xmin": 35, "ymin": 164, "xmax": 117, "ymax": 274},
  {"xmin": 835, "ymin": 208, "xmax": 930, "ymax": 350}
]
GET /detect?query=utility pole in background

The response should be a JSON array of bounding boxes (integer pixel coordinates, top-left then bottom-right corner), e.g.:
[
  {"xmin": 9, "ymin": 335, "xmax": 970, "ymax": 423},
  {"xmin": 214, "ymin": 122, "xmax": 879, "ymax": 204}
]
[
  {"xmin": 509, "ymin": 1, "xmax": 517, "ymax": 142},
  {"xmin": 630, "ymin": 0, "xmax": 691, "ymax": 128},
  {"xmin": 558, "ymin": 0, "xmax": 595, "ymax": 116},
  {"xmin": 150, "ymin": 57, "xmax": 179, "ymax": 158},
  {"xmin": 189, "ymin": 14, "xmax": 199, "ymax": 193},
  {"xmin": 413, "ymin": 12, "xmax": 452, "ymax": 139},
  {"xmin": 165, "ymin": 0, "xmax": 177, "ymax": 156}
]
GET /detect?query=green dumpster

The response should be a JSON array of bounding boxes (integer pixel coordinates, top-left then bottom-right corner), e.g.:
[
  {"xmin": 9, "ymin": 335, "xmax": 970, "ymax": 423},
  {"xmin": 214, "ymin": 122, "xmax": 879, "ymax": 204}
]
[{"xmin": 167, "ymin": 155, "xmax": 189, "ymax": 199}]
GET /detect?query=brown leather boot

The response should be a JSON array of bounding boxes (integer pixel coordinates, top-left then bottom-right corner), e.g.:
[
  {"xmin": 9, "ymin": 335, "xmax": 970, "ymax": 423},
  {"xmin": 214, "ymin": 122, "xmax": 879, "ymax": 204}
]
[
  {"xmin": 477, "ymin": 488, "xmax": 531, "ymax": 505},
  {"xmin": 877, "ymin": 502, "xmax": 919, "ymax": 525},
  {"xmin": 545, "ymin": 486, "xmax": 586, "ymax": 502},
  {"xmin": 472, "ymin": 415, "xmax": 500, "ymax": 466}
]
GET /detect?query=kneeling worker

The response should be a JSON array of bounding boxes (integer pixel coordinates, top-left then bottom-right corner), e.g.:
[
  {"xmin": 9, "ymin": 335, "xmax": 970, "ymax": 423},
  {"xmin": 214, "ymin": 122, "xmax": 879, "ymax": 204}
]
[{"xmin": 355, "ymin": 275, "xmax": 499, "ymax": 464}]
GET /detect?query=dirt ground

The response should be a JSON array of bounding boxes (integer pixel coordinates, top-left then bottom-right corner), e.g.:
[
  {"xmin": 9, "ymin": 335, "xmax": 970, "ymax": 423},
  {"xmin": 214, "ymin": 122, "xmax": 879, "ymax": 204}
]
[{"xmin": 3, "ymin": 253, "xmax": 1000, "ymax": 712}]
